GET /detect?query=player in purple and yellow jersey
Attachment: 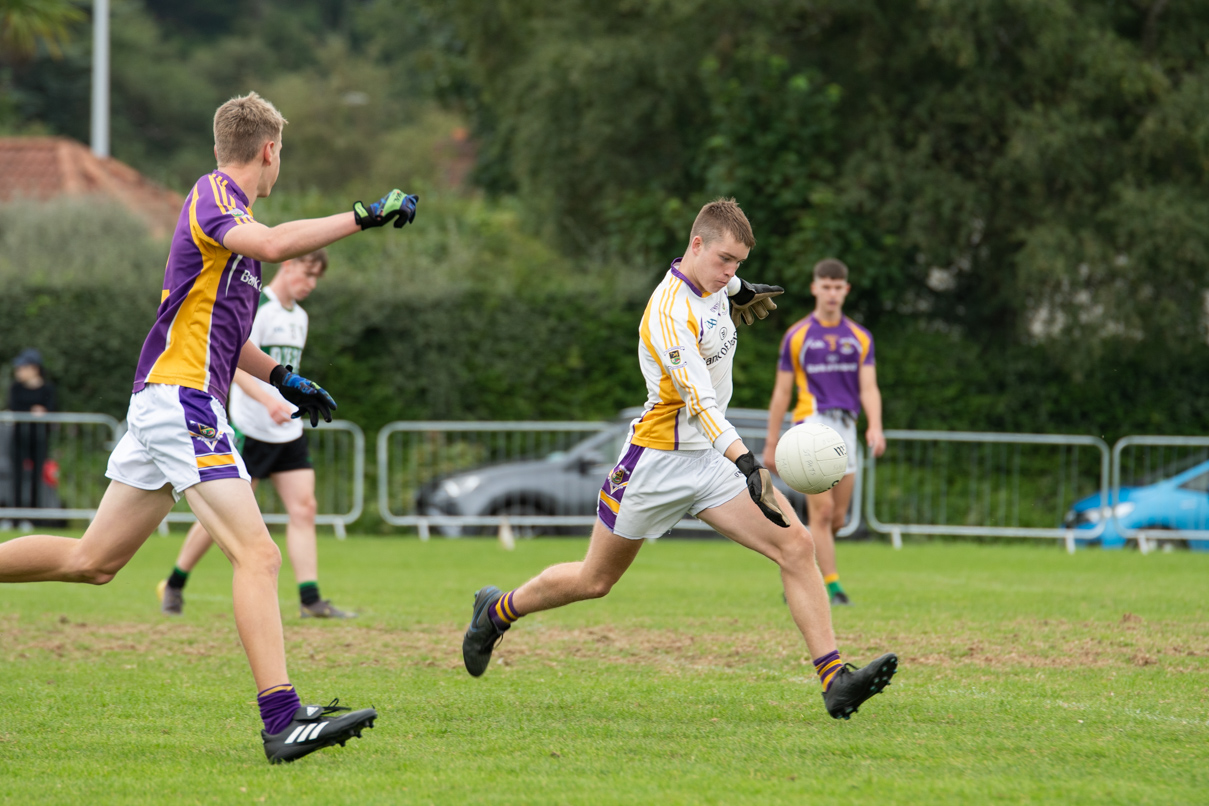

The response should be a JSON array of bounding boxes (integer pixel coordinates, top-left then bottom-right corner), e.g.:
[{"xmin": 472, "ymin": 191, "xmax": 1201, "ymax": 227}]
[
  {"xmin": 0, "ymin": 92, "xmax": 417, "ymax": 763},
  {"xmin": 764, "ymin": 258, "xmax": 886, "ymax": 606}
]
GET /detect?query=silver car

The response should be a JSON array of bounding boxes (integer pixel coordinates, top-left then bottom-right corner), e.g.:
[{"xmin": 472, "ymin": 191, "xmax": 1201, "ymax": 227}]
[{"xmin": 414, "ymin": 408, "xmax": 847, "ymax": 537}]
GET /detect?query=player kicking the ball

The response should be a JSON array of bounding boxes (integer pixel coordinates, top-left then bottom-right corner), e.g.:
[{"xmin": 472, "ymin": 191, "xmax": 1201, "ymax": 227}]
[
  {"xmin": 462, "ymin": 199, "xmax": 897, "ymax": 720},
  {"xmin": 0, "ymin": 92, "xmax": 417, "ymax": 761}
]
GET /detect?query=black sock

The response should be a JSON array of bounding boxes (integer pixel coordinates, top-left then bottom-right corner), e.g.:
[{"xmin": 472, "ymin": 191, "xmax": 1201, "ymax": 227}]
[
  {"xmin": 167, "ymin": 567, "xmax": 189, "ymax": 590},
  {"xmin": 299, "ymin": 581, "xmax": 320, "ymax": 606}
]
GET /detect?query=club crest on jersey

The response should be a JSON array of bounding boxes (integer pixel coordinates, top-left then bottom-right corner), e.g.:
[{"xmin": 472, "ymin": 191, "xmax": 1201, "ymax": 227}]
[
  {"xmin": 188, "ymin": 420, "xmax": 221, "ymax": 450},
  {"xmin": 666, "ymin": 347, "xmax": 684, "ymax": 366}
]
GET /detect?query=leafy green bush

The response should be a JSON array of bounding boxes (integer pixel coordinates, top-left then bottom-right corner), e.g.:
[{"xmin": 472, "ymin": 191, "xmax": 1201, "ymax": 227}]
[{"xmin": 0, "ymin": 198, "xmax": 1204, "ymax": 445}]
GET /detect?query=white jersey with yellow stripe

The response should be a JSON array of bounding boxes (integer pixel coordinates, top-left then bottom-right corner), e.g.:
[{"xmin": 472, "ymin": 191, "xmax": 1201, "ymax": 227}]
[{"xmin": 628, "ymin": 261, "xmax": 740, "ymax": 453}]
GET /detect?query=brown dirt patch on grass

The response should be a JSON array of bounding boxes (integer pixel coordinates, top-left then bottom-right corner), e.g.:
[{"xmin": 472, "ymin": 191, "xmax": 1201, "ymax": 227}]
[{"xmin": 3, "ymin": 611, "xmax": 1206, "ymax": 675}]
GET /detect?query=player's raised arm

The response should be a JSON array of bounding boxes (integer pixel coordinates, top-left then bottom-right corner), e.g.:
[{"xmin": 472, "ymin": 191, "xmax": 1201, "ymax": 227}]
[{"xmin": 222, "ymin": 191, "xmax": 418, "ymax": 264}]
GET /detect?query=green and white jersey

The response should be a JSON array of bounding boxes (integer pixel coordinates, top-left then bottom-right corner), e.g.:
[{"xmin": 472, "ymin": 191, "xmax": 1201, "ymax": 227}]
[{"xmin": 228, "ymin": 286, "xmax": 308, "ymax": 444}]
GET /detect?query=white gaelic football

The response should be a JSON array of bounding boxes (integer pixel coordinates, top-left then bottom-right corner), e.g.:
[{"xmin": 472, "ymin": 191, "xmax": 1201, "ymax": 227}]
[{"xmin": 774, "ymin": 423, "xmax": 848, "ymax": 495}]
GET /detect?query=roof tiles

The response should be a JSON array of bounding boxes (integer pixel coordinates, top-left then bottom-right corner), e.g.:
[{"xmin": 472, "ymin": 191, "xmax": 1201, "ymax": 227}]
[{"xmin": 0, "ymin": 137, "xmax": 183, "ymax": 235}]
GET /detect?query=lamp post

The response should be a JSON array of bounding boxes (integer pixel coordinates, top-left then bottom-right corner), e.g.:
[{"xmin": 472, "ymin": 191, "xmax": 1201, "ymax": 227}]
[{"xmin": 90, "ymin": 0, "xmax": 109, "ymax": 158}]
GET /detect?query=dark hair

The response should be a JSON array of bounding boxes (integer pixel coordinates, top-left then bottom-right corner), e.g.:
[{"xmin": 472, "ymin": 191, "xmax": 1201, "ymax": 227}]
[
  {"xmin": 296, "ymin": 248, "xmax": 328, "ymax": 273},
  {"xmin": 813, "ymin": 258, "xmax": 848, "ymax": 281}
]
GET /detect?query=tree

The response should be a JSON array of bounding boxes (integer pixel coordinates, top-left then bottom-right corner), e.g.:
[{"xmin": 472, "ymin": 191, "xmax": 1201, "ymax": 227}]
[
  {"xmin": 0, "ymin": 0, "xmax": 83, "ymax": 60},
  {"xmin": 441, "ymin": 0, "xmax": 1209, "ymax": 363}
]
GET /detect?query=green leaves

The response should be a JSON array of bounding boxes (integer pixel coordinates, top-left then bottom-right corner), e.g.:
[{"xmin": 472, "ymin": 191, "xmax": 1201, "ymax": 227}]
[{"xmin": 0, "ymin": 0, "xmax": 84, "ymax": 61}]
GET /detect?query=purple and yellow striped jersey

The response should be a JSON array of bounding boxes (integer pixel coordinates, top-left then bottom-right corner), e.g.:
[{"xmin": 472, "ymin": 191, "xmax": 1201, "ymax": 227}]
[
  {"xmin": 629, "ymin": 259, "xmax": 740, "ymax": 453},
  {"xmin": 132, "ymin": 171, "xmax": 261, "ymax": 404},
  {"xmin": 778, "ymin": 313, "xmax": 875, "ymax": 422}
]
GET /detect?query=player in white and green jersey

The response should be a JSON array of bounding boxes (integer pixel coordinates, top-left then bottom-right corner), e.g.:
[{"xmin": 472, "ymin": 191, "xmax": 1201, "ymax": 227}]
[{"xmin": 157, "ymin": 248, "xmax": 355, "ymax": 619}]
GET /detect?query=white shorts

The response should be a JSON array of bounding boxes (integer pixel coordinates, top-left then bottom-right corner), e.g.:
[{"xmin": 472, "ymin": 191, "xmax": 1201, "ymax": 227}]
[
  {"xmin": 106, "ymin": 384, "xmax": 250, "ymax": 501},
  {"xmin": 800, "ymin": 409, "xmax": 859, "ymax": 476},
  {"xmin": 596, "ymin": 443, "xmax": 747, "ymax": 540}
]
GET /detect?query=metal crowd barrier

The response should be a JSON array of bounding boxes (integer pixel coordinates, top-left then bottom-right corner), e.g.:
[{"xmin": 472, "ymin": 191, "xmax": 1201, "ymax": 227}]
[
  {"xmin": 161, "ymin": 419, "xmax": 364, "ymax": 538},
  {"xmin": 1111, "ymin": 435, "xmax": 1209, "ymax": 554},
  {"xmin": 866, "ymin": 430, "xmax": 1110, "ymax": 553},
  {"xmin": 375, "ymin": 414, "xmax": 862, "ymax": 539},
  {"xmin": 377, "ymin": 421, "xmax": 615, "ymax": 538},
  {"xmin": 0, "ymin": 411, "xmax": 123, "ymax": 522}
]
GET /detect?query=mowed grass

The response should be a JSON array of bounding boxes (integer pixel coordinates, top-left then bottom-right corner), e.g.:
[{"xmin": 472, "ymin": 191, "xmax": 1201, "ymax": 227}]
[{"xmin": 0, "ymin": 532, "xmax": 1206, "ymax": 805}]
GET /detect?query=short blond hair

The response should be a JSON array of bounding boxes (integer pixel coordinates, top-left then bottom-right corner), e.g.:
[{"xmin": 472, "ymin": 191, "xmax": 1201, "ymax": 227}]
[
  {"xmin": 690, "ymin": 198, "xmax": 755, "ymax": 249},
  {"xmin": 214, "ymin": 92, "xmax": 287, "ymax": 166}
]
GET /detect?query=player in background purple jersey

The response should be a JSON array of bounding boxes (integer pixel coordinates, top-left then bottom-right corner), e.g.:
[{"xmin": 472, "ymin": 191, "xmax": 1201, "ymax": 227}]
[
  {"xmin": 764, "ymin": 259, "xmax": 886, "ymax": 606},
  {"xmin": 0, "ymin": 92, "xmax": 417, "ymax": 763}
]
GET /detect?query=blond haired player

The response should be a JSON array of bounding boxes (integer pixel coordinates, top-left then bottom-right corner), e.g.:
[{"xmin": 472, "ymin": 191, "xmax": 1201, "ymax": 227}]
[
  {"xmin": 0, "ymin": 92, "xmax": 417, "ymax": 762},
  {"xmin": 764, "ymin": 258, "xmax": 886, "ymax": 606},
  {"xmin": 462, "ymin": 199, "xmax": 897, "ymax": 720}
]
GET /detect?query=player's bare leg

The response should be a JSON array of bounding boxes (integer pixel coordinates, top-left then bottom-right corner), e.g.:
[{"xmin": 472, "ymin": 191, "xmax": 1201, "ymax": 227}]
[
  {"xmin": 176, "ymin": 519, "xmax": 218, "ymax": 572},
  {"xmin": 462, "ymin": 518, "xmax": 643, "ymax": 676},
  {"xmin": 158, "ymin": 481, "xmax": 257, "ymax": 615},
  {"xmin": 272, "ymin": 468, "xmax": 351, "ymax": 618},
  {"xmin": 511, "ymin": 519, "xmax": 643, "ymax": 612},
  {"xmin": 273, "ymin": 469, "xmax": 319, "ymax": 584},
  {"xmin": 182, "ymin": 478, "xmax": 288, "ymax": 691},
  {"xmin": 698, "ymin": 488, "xmax": 836, "ymax": 657},
  {"xmin": 0, "ymin": 480, "xmax": 173, "ymax": 584},
  {"xmin": 807, "ymin": 473, "xmax": 855, "ymax": 604},
  {"xmin": 703, "ymin": 486, "xmax": 895, "ymax": 718},
  {"xmin": 172, "ymin": 479, "xmax": 372, "ymax": 760}
]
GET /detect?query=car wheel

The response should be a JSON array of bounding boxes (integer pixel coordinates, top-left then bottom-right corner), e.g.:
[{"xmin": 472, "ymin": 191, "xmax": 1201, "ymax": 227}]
[{"xmin": 1140, "ymin": 525, "xmax": 1182, "ymax": 552}]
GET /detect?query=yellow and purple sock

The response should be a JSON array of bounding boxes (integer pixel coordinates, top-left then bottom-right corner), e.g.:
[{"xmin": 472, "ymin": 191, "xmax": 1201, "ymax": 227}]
[
  {"xmin": 258, "ymin": 684, "xmax": 301, "ymax": 736},
  {"xmin": 813, "ymin": 650, "xmax": 843, "ymax": 692},
  {"xmin": 487, "ymin": 590, "xmax": 522, "ymax": 631},
  {"xmin": 824, "ymin": 573, "xmax": 844, "ymax": 598}
]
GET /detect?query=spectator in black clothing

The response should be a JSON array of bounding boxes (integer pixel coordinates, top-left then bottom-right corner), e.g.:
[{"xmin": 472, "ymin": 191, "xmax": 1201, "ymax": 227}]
[{"xmin": 7, "ymin": 349, "xmax": 56, "ymax": 530}]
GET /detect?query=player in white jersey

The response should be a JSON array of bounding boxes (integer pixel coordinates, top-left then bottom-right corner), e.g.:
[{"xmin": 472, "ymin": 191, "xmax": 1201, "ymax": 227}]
[
  {"xmin": 156, "ymin": 249, "xmax": 354, "ymax": 619},
  {"xmin": 461, "ymin": 199, "xmax": 898, "ymax": 720}
]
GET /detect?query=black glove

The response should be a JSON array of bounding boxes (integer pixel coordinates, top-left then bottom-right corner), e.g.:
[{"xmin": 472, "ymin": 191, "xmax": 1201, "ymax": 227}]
[
  {"xmin": 353, "ymin": 190, "xmax": 419, "ymax": 230},
  {"xmin": 734, "ymin": 451, "xmax": 789, "ymax": 528},
  {"xmin": 269, "ymin": 364, "xmax": 337, "ymax": 427},
  {"xmin": 729, "ymin": 278, "xmax": 784, "ymax": 327}
]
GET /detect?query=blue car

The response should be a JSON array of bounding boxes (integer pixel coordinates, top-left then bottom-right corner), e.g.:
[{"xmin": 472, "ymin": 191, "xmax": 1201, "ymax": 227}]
[{"xmin": 1063, "ymin": 460, "xmax": 1209, "ymax": 550}]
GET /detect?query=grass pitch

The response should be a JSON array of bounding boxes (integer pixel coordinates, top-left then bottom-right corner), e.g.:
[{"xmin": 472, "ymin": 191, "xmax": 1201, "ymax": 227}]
[{"xmin": 0, "ymin": 533, "xmax": 1206, "ymax": 805}]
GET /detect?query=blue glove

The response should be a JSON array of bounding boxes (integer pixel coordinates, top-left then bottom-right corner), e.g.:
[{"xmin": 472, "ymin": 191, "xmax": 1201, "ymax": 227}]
[
  {"xmin": 352, "ymin": 190, "xmax": 419, "ymax": 230},
  {"xmin": 269, "ymin": 365, "xmax": 337, "ymax": 427}
]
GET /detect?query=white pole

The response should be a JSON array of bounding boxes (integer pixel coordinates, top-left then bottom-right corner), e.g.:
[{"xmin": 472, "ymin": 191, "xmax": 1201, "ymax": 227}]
[{"xmin": 90, "ymin": 0, "xmax": 110, "ymax": 158}]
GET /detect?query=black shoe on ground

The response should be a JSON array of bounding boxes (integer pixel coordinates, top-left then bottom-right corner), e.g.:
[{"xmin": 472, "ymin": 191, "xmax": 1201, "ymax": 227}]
[
  {"xmin": 823, "ymin": 652, "xmax": 898, "ymax": 720},
  {"xmin": 830, "ymin": 590, "xmax": 852, "ymax": 606},
  {"xmin": 262, "ymin": 699, "xmax": 377, "ymax": 763},
  {"xmin": 462, "ymin": 586, "xmax": 508, "ymax": 677}
]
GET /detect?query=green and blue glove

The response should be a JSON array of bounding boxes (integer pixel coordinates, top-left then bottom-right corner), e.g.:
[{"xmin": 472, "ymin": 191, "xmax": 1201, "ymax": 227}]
[
  {"xmin": 269, "ymin": 364, "xmax": 337, "ymax": 427},
  {"xmin": 353, "ymin": 190, "xmax": 419, "ymax": 230}
]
